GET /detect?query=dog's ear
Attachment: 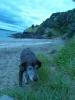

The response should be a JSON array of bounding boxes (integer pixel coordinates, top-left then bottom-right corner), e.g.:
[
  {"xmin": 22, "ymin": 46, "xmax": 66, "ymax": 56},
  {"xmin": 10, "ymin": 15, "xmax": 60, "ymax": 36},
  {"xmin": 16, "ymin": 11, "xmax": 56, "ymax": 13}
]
[
  {"xmin": 36, "ymin": 60, "xmax": 41, "ymax": 69},
  {"xmin": 21, "ymin": 62, "xmax": 27, "ymax": 67},
  {"xmin": 19, "ymin": 62, "xmax": 27, "ymax": 71}
]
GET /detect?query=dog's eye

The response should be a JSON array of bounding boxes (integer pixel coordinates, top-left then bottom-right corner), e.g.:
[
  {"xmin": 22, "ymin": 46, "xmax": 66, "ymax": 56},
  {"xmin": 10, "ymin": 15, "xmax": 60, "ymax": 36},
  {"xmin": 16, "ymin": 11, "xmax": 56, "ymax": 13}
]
[{"xmin": 31, "ymin": 63, "xmax": 34, "ymax": 66}]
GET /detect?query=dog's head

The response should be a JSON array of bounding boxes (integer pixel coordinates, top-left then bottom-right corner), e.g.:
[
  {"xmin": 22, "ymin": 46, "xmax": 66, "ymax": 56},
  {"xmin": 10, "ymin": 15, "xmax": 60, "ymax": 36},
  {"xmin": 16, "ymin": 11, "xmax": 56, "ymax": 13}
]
[
  {"xmin": 21, "ymin": 61, "xmax": 41, "ymax": 82},
  {"xmin": 26, "ymin": 65, "xmax": 38, "ymax": 81}
]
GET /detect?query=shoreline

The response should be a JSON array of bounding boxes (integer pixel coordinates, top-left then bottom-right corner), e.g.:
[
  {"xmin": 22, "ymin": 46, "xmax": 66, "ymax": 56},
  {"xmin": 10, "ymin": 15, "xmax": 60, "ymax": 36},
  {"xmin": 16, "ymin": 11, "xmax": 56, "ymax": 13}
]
[{"xmin": 0, "ymin": 37, "xmax": 64, "ymax": 48}]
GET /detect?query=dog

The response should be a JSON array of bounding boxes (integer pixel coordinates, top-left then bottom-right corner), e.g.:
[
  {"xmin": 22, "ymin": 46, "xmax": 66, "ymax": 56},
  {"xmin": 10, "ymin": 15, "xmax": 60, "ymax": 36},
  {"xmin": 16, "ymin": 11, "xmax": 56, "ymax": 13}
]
[{"xmin": 19, "ymin": 48, "xmax": 41, "ymax": 86}]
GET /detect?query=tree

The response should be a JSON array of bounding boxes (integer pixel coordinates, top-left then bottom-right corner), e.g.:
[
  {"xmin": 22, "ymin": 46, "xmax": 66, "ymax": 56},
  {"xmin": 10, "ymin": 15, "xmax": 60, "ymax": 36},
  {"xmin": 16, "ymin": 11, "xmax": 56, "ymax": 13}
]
[{"xmin": 31, "ymin": 24, "xmax": 34, "ymax": 28}]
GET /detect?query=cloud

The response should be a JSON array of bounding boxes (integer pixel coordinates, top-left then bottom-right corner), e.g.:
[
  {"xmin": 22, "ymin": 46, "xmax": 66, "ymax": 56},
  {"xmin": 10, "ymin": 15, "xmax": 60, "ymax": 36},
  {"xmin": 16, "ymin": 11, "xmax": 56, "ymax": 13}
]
[{"xmin": 0, "ymin": 0, "xmax": 75, "ymax": 31}]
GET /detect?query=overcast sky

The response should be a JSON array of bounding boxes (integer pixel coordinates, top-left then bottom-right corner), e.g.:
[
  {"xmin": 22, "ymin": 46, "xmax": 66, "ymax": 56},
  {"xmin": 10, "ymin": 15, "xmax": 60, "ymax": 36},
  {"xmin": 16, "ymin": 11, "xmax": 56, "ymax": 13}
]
[{"xmin": 0, "ymin": 0, "xmax": 75, "ymax": 31}]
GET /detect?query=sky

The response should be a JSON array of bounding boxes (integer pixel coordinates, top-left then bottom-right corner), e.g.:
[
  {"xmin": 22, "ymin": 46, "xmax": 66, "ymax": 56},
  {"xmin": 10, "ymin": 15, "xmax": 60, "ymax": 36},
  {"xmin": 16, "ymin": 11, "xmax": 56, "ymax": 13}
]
[{"xmin": 0, "ymin": 0, "xmax": 75, "ymax": 31}]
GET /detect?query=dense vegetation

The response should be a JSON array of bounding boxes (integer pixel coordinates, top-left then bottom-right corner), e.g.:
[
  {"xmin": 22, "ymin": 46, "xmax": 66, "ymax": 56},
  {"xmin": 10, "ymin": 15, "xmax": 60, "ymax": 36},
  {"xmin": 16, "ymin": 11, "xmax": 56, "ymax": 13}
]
[
  {"xmin": 36, "ymin": 8, "xmax": 75, "ymax": 37},
  {"xmin": 0, "ymin": 36, "xmax": 75, "ymax": 100}
]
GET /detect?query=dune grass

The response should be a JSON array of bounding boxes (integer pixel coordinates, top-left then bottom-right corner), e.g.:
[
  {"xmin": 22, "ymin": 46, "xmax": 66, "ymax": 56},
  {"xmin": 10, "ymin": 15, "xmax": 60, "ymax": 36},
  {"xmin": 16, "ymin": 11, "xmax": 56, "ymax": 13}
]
[{"xmin": 0, "ymin": 39, "xmax": 75, "ymax": 100}]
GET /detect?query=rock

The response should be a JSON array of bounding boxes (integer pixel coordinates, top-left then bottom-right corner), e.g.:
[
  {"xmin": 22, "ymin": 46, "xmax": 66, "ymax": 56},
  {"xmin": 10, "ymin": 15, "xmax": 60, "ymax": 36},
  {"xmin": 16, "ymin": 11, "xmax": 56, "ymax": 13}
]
[
  {"xmin": 0, "ymin": 95, "xmax": 14, "ymax": 100},
  {"xmin": 41, "ymin": 34, "xmax": 48, "ymax": 38},
  {"xmin": 50, "ymin": 49, "xmax": 57, "ymax": 54}
]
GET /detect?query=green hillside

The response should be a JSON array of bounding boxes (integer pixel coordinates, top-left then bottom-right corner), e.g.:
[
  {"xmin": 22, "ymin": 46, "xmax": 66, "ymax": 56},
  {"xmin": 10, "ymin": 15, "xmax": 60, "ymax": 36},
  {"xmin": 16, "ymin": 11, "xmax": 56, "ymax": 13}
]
[{"xmin": 11, "ymin": 8, "xmax": 75, "ymax": 39}]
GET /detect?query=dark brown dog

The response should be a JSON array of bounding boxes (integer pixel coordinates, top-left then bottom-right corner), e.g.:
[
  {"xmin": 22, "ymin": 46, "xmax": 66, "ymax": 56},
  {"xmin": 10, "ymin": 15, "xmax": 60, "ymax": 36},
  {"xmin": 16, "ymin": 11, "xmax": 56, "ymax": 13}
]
[{"xmin": 19, "ymin": 48, "xmax": 41, "ymax": 86}]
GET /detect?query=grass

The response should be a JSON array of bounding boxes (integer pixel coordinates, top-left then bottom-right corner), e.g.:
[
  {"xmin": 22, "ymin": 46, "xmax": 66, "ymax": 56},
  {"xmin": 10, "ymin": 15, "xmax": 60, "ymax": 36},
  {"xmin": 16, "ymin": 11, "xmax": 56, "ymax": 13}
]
[
  {"xmin": 55, "ymin": 36, "xmax": 75, "ymax": 79},
  {"xmin": 0, "ymin": 40, "xmax": 75, "ymax": 100}
]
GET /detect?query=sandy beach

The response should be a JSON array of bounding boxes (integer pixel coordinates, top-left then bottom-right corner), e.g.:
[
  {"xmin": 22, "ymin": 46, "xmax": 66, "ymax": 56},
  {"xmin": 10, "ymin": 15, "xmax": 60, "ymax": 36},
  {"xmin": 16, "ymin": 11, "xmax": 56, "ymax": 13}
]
[{"xmin": 0, "ymin": 38, "xmax": 64, "ymax": 90}]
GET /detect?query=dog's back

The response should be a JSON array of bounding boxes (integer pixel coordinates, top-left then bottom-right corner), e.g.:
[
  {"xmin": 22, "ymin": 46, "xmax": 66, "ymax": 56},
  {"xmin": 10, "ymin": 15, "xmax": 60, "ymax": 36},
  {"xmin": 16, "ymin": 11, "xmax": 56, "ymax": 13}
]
[{"xmin": 20, "ymin": 48, "xmax": 38, "ymax": 65}]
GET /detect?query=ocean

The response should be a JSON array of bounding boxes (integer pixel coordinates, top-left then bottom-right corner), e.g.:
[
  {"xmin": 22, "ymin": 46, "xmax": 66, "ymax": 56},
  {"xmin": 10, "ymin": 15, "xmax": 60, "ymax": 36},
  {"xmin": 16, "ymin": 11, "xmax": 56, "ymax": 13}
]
[{"xmin": 0, "ymin": 29, "xmax": 16, "ymax": 41}]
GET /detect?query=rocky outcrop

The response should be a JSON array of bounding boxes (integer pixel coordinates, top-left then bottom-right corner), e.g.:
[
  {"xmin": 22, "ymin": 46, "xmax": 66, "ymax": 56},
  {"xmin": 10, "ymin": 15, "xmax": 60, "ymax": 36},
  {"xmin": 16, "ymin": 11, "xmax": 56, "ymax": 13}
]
[{"xmin": 11, "ymin": 32, "xmax": 45, "ymax": 39}]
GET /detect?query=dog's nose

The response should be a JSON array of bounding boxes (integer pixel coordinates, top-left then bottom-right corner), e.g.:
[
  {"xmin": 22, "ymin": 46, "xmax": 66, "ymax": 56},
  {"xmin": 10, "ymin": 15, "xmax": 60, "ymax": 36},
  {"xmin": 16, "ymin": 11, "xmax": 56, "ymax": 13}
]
[{"xmin": 33, "ymin": 77, "xmax": 38, "ymax": 81}]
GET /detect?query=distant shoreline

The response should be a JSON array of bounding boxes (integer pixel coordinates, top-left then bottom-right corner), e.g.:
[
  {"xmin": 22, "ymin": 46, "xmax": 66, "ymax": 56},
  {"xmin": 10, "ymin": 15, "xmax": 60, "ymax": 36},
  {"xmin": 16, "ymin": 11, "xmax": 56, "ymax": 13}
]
[{"xmin": 0, "ymin": 37, "xmax": 64, "ymax": 49}]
